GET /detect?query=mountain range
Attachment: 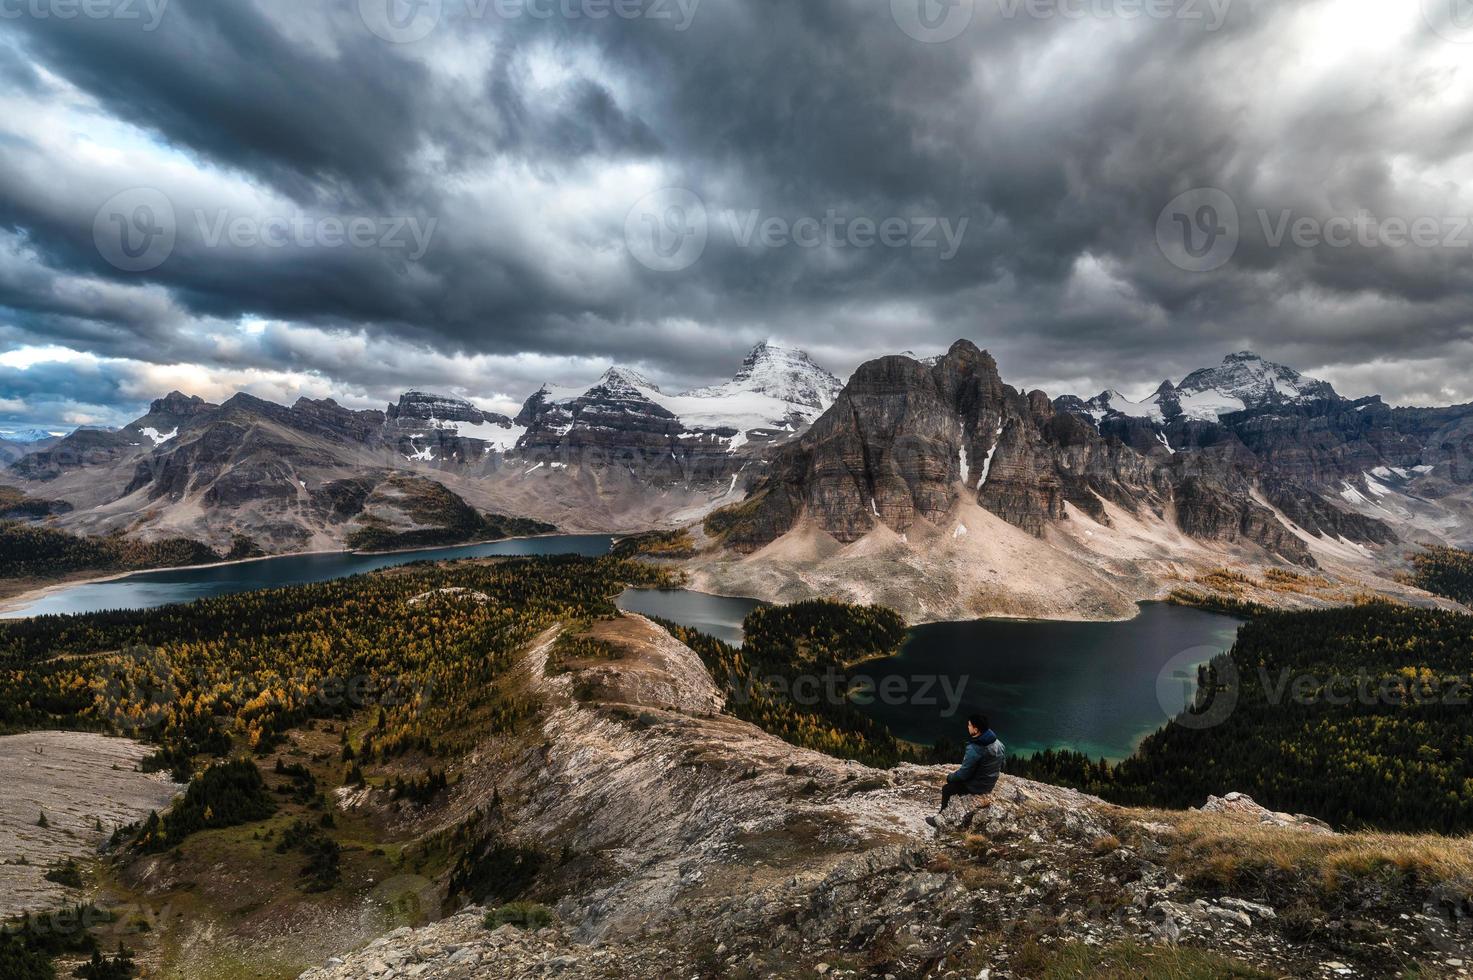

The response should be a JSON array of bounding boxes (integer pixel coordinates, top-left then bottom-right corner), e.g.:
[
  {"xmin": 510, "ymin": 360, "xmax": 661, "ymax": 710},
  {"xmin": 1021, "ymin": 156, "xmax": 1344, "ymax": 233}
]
[
  {"xmin": 0, "ymin": 343, "xmax": 839, "ymax": 553},
  {"xmin": 1069, "ymin": 350, "xmax": 1341, "ymax": 424},
  {"xmin": 5, "ymin": 341, "xmax": 1472, "ymax": 619},
  {"xmin": 686, "ymin": 344, "xmax": 1473, "ymax": 619},
  {"xmin": 0, "ymin": 428, "xmax": 62, "ymax": 466}
]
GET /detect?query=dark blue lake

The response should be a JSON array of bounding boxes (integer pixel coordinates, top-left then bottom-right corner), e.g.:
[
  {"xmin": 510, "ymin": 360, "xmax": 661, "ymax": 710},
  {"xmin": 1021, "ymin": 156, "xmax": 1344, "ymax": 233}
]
[
  {"xmin": 611, "ymin": 592, "xmax": 1241, "ymax": 760},
  {"xmin": 2, "ymin": 534, "xmax": 614, "ymax": 618},
  {"xmin": 849, "ymin": 604, "xmax": 1242, "ymax": 761},
  {"xmin": 5, "ymin": 542, "xmax": 1240, "ymax": 760}
]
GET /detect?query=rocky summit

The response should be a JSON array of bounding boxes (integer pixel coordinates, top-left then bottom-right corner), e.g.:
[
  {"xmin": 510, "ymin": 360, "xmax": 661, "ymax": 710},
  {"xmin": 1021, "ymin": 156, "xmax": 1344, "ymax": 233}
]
[
  {"xmin": 706, "ymin": 340, "xmax": 1321, "ymax": 561},
  {"xmin": 683, "ymin": 341, "xmax": 1473, "ymax": 622},
  {"xmin": 1081, "ymin": 351, "xmax": 1342, "ymax": 425}
]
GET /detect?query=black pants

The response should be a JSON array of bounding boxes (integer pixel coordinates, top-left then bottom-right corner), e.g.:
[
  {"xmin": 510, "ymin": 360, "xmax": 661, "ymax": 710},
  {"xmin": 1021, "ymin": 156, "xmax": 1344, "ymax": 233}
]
[
  {"xmin": 940, "ymin": 782, "xmax": 994, "ymax": 812},
  {"xmin": 940, "ymin": 782, "xmax": 971, "ymax": 812}
]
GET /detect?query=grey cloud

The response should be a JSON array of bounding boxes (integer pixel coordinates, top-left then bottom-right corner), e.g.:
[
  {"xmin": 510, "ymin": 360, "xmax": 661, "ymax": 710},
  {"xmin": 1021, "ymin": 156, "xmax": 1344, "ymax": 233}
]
[{"xmin": 0, "ymin": 0, "xmax": 1469, "ymax": 419}]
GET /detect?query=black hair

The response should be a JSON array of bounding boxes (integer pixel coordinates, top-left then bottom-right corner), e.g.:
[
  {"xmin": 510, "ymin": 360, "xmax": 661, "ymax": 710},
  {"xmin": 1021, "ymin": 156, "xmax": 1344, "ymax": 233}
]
[{"xmin": 967, "ymin": 713, "xmax": 989, "ymax": 732}]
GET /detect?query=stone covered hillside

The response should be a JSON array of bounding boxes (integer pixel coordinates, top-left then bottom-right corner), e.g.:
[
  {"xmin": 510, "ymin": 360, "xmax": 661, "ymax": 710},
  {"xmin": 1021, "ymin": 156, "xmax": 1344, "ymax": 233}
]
[{"xmin": 298, "ymin": 615, "xmax": 1473, "ymax": 979}]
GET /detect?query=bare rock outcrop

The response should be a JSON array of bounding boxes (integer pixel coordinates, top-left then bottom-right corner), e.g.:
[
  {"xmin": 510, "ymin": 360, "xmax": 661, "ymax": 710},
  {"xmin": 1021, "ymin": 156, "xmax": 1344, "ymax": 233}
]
[
  {"xmin": 1197, "ymin": 791, "xmax": 1335, "ymax": 835},
  {"xmin": 0, "ymin": 732, "xmax": 182, "ymax": 919}
]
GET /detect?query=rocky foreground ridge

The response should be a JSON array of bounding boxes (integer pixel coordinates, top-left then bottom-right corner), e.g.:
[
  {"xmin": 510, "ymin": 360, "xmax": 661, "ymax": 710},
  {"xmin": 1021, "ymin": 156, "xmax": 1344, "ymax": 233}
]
[{"xmin": 297, "ymin": 614, "xmax": 1471, "ymax": 979}]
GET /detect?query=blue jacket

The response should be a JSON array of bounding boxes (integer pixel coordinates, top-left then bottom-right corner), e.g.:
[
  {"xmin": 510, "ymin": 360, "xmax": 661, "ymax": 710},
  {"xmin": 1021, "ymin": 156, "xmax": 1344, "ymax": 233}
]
[{"xmin": 949, "ymin": 730, "xmax": 1005, "ymax": 793}]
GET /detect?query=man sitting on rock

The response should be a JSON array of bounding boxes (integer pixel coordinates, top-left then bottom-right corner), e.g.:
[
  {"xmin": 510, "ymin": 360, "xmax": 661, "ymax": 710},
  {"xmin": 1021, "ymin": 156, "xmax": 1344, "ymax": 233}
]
[{"xmin": 926, "ymin": 713, "xmax": 1005, "ymax": 831}]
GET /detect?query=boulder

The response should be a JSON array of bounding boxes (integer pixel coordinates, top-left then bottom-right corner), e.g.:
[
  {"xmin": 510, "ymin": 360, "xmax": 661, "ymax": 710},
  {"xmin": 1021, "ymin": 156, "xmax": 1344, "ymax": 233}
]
[{"xmin": 1197, "ymin": 792, "xmax": 1335, "ymax": 835}]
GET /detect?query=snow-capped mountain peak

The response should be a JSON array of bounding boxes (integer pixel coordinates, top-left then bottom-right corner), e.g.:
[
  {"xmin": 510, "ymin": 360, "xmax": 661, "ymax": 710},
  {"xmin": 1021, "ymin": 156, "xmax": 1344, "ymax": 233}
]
[
  {"xmin": 1082, "ymin": 352, "xmax": 1341, "ymax": 424},
  {"xmin": 2, "ymin": 428, "xmax": 67, "ymax": 443},
  {"xmin": 385, "ymin": 390, "xmax": 525, "ymax": 451},
  {"xmin": 1175, "ymin": 351, "xmax": 1338, "ymax": 413},
  {"xmin": 391, "ymin": 391, "xmax": 484, "ymax": 424},
  {"xmin": 685, "ymin": 342, "xmax": 844, "ymax": 411},
  {"xmin": 656, "ymin": 343, "xmax": 844, "ymax": 439},
  {"xmin": 1084, "ymin": 388, "xmax": 1165, "ymax": 422},
  {"xmin": 597, "ymin": 366, "xmax": 662, "ymax": 395},
  {"xmin": 516, "ymin": 344, "xmax": 846, "ymax": 456}
]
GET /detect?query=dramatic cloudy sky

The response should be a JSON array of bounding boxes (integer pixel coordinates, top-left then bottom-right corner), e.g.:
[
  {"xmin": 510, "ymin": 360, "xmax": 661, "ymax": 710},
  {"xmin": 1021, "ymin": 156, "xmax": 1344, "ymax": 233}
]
[{"xmin": 1, "ymin": 0, "xmax": 1471, "ymax": 432}]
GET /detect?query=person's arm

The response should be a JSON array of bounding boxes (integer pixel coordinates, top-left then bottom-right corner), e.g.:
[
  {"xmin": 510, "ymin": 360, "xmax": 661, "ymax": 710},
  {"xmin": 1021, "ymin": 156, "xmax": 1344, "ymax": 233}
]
[{"xmin": 949, "ymin": 743, "xmax": 981, "ymax": 783}]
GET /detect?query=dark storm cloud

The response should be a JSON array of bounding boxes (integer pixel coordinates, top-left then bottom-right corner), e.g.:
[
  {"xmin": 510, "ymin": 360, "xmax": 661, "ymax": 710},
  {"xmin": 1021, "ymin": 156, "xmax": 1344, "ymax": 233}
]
[
  {"xmin": 0, "ymin": 0, "xmax": 1471, "ymax": 424},
  {"xmin": 4, "ymin": 3, "xmax": 432, "ymax": 197}
]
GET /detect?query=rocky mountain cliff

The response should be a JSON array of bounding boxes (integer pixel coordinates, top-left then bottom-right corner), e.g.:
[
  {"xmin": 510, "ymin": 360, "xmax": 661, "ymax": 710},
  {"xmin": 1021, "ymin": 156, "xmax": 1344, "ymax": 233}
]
[
  {"xmin": 515, "ymin": 342, "xmax": 843, "ymax": 477},
  {"xmin": 1058, "ymin": 353, "xmax": 1473, "ymax": 549},
  {"xmin": 708, "ymin": 341, "xmax": 1323, "ymax": 565},
  {"xmin": 685, "ymin": 341, "xmax": 1473, "ymax": 622},
  {"xmin": 684, "ymin": 340, "xmax": 845, "ymax": 416},
  {"xmin": 385, "ymin": 391, "xmax": 524, "ymax": 463},
  {"xmin": 0, "ymin": 428, "xmax": 64, "ymax": 465},
  {"xmin": 10, "ymin": 392, "xmax": 216, "ymax": 481}
]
